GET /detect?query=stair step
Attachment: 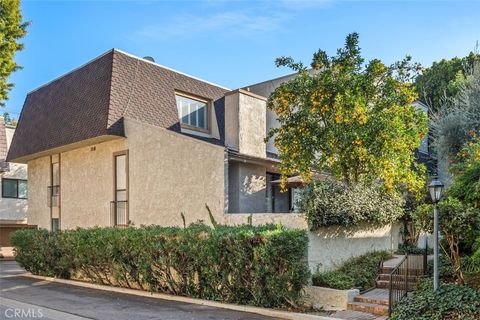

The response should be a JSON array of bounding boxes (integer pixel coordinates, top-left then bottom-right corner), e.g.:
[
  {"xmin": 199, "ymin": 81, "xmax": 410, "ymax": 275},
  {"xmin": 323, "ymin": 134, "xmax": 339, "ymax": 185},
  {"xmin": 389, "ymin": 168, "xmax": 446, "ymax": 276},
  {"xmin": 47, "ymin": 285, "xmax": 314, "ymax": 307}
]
[
  {"xmin": 380, "ymin": 267, "xmax": 424, "ymax": 276},
  {"xmin": 347, "ymin": 301, "xmax": 389, "ymax": 316},
  {"xmin": 378, "ymin": 274, "xmax": 419, "ymax": 281},
  {"xmin": 376, "ymin": 280, "xmax": 416, "ymax": 289},
  {"xmin": 354, "ymin": 295, "xmax": 389, "ymax": 306}
]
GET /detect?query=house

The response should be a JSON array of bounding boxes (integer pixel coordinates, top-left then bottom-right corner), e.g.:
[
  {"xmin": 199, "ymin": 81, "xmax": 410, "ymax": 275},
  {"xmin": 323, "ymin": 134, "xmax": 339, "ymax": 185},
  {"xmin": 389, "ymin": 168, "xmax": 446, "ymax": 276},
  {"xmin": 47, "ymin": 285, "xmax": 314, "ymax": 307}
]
[
  {"xmin": 7, "ymin": 49, "xmax": 402, "ymax": 270},
  {"xmin": 7, "ymin": 49, "xmax": 299, "ymax": 231},
  {"xmin": 0, "ymin": 117, "xmax": 33, "ymax": 247}
]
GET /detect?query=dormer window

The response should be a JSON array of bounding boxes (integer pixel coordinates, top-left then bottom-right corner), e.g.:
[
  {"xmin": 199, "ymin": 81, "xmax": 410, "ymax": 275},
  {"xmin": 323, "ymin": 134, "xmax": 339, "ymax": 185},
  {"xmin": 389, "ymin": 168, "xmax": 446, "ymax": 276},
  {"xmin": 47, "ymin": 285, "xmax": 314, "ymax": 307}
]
[{"xmin": 175, "ymin": 93, "xmax": 209, "ymax": 132}]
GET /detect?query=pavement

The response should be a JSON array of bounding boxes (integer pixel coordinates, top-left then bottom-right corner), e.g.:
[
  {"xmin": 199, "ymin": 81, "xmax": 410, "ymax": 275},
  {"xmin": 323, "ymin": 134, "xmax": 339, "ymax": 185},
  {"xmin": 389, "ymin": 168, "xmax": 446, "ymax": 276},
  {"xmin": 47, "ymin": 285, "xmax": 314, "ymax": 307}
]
[{"xmin": 0, "ymin": 261, "xmax": 274, "ymax": 320}]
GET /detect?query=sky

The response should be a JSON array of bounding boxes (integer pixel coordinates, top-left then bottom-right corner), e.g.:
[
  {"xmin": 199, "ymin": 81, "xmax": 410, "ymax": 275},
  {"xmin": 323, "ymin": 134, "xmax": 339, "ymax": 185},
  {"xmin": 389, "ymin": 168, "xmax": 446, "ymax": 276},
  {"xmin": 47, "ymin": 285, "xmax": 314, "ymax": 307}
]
[{"xmin": 4, "ymin": 0, "xmax": 480, "ymax": 118}]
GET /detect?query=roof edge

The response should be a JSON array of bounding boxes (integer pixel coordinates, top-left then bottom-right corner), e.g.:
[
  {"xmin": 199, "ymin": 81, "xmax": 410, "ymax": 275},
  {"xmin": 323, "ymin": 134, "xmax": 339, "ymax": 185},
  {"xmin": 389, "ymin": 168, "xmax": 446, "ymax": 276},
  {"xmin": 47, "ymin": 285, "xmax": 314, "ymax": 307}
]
[
  {"xmin": 113, "ymin": 49, "xmax": 232, "ymax": 91},
  {"xmin": 27, "ymin": 49, "xmax": 115, "ymax": 95}
]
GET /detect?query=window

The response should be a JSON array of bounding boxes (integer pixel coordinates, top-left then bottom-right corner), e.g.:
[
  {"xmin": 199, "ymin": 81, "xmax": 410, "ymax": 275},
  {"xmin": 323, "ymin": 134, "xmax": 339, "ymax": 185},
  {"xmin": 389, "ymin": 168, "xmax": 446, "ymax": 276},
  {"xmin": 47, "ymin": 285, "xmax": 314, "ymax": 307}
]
[
  {"xmin": 266, "ymin": 173, "xmax": 291, "ymax": 213},
  {"xmin": 2, "ymin": 178, "xmax": 27, "ymax": 199},
  {"xmin": 175, "ymin": 93, "xmax": 208, "ymax": 131},
  {"xmin": 112, "ymin": 151, "xmax": 128, "ymax": 226}
]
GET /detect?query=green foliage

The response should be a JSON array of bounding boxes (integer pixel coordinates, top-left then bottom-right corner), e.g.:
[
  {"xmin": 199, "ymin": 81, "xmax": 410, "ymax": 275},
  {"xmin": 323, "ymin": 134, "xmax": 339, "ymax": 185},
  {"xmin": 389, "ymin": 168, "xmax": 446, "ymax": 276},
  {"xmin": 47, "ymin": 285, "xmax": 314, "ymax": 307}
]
[
  {"xmin": 449, "ymin": 137, "xmax": 480, "ymax": 208},
  {"xmin": 0, "ymin": 0, "xmax": 28, "ymax": 105},
  {"xmin": 267, "ymin": 33, "xmax": 427, "ymax": 194},
  {"xmin": 391, "ymin": 284, "xmax": 480, "ymax": 320},
  {"xmin": 299, "ymin": 179, "xmax": 404, "ymax": 229},
  {"xmin": 413, "ymin": 197, "xmax": 480, "ymax": 283},
  {"xmin": 431, "ymin": 62, "xmax": 480, "ymax": 175},
  {"xmin": 311, "ymin": 251, "xmax": 391, "ymax": 291},
  {"xmin": 11, "ymin": 224, "xmax": 310, "ymax": 308},
  {"xmin": 415, "ymin": 52, "xmax": 480, "ymax": 113},
  {"xmin": 396, "ymin": 243, "xmax": 432, "ymax": 255}
]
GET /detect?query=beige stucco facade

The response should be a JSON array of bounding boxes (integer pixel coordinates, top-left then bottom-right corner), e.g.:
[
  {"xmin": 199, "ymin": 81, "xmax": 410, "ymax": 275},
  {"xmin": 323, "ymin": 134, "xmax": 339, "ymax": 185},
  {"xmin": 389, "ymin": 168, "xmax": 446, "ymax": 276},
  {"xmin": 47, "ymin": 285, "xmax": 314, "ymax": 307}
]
[{"xmin": 27, "ymin": 118, "xmax": 226, "ymax": 230}]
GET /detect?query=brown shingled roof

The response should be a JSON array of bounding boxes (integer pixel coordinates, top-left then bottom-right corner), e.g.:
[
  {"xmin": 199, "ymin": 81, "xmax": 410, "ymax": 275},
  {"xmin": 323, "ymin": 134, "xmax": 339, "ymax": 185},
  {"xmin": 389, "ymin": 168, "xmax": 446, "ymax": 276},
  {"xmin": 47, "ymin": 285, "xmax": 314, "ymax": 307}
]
[{"xmin": 7, "ymin": 49, "xmax": 229, "ymax": 162}]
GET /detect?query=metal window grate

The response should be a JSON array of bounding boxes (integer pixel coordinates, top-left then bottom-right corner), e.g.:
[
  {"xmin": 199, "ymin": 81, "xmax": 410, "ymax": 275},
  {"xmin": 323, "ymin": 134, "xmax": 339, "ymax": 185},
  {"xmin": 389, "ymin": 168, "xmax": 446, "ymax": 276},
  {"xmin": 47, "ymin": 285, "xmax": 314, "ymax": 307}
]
[{"xmin": 110, "ymin": 200, "xmax": 128, "ymax": 227}]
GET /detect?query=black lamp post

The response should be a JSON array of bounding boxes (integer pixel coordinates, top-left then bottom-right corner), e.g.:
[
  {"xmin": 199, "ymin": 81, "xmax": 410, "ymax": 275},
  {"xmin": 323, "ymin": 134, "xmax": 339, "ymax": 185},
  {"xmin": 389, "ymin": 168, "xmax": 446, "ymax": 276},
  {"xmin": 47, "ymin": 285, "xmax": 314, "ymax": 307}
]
[{"xmin": 428, "ymin": 176, "xmax": 444, "ymax": 291}]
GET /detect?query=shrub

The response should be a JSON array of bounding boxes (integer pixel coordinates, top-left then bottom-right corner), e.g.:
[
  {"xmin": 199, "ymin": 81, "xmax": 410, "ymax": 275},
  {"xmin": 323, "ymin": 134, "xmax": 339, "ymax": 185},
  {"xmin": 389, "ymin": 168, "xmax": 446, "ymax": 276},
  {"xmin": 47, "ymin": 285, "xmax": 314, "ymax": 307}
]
[
  {"xmin": 396, "ymin": 243, "xmax": 432, "ymax": 255},
  {"xmin": 299, "ymin": 179, "xmax": 404, "ymax": 229},
  {"xmin": 391, "ymin": 284, "xmax": 480, "ymax": 320},
  {"xmin": 11, "ymin": 224, "xmax": 309, "ymax": 308},
  {"xmin": 311, "ymin": 251, "xmax": 391, "ymax": 291}
]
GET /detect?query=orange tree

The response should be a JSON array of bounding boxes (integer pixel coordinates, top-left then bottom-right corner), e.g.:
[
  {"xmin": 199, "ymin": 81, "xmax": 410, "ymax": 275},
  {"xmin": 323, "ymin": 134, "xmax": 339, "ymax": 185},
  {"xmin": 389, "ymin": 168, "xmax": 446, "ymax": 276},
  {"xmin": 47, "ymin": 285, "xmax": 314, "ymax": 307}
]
[{"xmin": 267, "ymin": 33, "xmax": 427, "ymax": 195}]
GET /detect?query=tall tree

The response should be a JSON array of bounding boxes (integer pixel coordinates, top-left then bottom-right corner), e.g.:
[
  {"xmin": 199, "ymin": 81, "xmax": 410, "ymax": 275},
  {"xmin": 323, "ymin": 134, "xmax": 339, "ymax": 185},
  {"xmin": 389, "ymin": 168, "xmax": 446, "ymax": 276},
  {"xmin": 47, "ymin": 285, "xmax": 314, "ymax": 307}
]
[
  {"xmin": 0, "ymin": 0, "xmax": 28, "ymax": 106},
  {"xmin": 415, "ymin": 51, "xmax": 480, "ymax": 114},
  {"xmin": 267, "ymin": 33, "xmax": 427, "ymax": 194},
  {"xmin": 431, "ymin": 61, "xmax": 480, "ymax": 183}
]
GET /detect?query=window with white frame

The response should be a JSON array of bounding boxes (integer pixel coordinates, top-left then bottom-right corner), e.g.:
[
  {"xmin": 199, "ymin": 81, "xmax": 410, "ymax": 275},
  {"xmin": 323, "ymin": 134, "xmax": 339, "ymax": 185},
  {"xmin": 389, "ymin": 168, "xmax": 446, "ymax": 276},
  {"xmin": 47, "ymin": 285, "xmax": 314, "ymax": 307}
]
[{"xmin": 175, "ymin": 93, "xmax": 208, "ymax": 131}]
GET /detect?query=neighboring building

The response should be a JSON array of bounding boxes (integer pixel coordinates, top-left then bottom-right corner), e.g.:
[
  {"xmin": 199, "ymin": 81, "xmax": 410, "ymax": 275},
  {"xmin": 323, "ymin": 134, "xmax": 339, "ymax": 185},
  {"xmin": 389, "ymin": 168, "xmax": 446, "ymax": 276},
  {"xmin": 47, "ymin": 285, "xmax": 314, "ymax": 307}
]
[
  {"xmin": 7, "ymin": 49, "xmax": 404, "ymax": 270},
  {"xmin": 0, "ymin": 117, "xmax": 32, "ymax": 247}
]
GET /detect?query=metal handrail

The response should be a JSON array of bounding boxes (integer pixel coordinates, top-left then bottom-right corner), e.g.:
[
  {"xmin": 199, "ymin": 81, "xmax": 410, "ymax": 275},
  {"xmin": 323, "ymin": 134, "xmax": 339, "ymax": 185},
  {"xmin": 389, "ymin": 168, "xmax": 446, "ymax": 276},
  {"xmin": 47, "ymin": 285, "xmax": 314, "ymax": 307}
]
[
  {"xmin": 388, "ymin": 246, "xmax": 428, "ymax": 316},
  {"xmin": 388, "ymin": 254, "xmax": 408, "ymax": 316}
]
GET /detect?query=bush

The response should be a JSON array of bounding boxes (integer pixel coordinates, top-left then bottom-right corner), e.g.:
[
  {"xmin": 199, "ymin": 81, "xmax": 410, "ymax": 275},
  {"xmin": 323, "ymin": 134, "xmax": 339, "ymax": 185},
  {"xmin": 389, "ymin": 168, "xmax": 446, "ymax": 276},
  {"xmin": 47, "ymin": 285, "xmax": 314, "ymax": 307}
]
[
  {"xmin": 12, "ymin": 224, "xmax": 310, "ymax": 308},
  {"xmin": 391, "ymin": 284, "xmax": 480, "ymax": 320},
  {"xmin": 299, "ymin": 179, "xmax": 404, "ymax": 229},
  {"xmin": 311, "ymin": 251, "xmax": 391, "ymax": 291},
  {"xmin": 396, "ymin": 243, "xmax": 432, "ymax": 255}
]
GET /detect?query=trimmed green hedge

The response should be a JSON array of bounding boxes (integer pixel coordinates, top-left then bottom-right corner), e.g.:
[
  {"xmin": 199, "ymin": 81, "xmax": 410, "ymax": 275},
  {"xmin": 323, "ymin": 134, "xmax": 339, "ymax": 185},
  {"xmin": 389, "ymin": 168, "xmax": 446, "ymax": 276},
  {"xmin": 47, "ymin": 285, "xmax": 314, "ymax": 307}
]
[
  {"xmin": 12, "ymin": 224, "xmax": 310, "ymax": 308},
  {"xmin": 311, "ymin": 251, "xmax": 391, "ymax": 291}
]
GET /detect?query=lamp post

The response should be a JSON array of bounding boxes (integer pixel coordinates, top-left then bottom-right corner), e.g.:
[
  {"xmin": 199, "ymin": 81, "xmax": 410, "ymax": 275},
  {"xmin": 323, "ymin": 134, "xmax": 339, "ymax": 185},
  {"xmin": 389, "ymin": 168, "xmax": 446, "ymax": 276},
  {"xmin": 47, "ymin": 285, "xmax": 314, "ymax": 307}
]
[{"xmin": 428, "ymin": 177, "xmax": 444, "ymax": 291}]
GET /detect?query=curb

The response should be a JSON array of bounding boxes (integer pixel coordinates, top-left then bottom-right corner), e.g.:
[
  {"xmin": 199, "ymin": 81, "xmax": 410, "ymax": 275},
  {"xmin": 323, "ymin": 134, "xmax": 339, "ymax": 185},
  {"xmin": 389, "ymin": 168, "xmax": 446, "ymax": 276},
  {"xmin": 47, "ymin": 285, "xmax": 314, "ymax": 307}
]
[{"xmin": 21, "ymin": 273, "xmax": 338, "ymax": 320}]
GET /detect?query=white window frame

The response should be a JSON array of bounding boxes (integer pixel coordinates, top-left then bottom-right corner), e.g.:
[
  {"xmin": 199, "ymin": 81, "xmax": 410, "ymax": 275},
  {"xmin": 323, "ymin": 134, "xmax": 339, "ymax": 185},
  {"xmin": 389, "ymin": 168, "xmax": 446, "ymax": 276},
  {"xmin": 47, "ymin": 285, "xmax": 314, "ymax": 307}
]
[{"xmin": 175, "ymin": 92, "xmax": 210, "ymax": 133}]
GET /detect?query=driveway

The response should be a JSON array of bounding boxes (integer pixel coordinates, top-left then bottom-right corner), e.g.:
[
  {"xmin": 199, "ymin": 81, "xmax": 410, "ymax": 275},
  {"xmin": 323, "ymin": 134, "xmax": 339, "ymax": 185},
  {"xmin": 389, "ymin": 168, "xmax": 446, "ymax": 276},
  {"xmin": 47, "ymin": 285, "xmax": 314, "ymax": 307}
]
[{"xmin": 0, "ymin": 261, "xmax": 274, "ymax": 320}]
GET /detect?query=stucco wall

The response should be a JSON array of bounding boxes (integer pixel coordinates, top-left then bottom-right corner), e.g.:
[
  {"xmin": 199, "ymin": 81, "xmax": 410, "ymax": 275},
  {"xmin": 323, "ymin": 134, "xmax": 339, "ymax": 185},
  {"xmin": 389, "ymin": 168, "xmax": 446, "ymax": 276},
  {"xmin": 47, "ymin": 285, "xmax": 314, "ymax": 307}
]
[
  {"xmin": 307, "ymin": 223, "xmax": 402, "ymax": 271},
  {"xmin": 60, "ymin": 138, "xmax": 127, "ymax": 229},
  {"xmin": 238, "ymin": 93, "xmax": 266, "ymax": 158},
  {"xmin": 224, "ymin": 93, "xmax": 239, "ymax": 151},
  {"xmin": 27, "ymin": 156, "xmax": 50, "ymax": 229},
  {"xmin": 223, "ymin": 213, "xmax": 401, "ymax": 272},
  {"xmin": 124, "ymin": 118, "xmax": 225, "ymax": 227},
  {"xmin": 26, "ymin": 119, "xmax": 226, "ymax": 230},
  {"xmin": 227, "ymin": 162, "xmax": 267, "ymax": 213},
  {"xmin": 224, "ymin": 91, "xmax": 266, "ymax": 158}
]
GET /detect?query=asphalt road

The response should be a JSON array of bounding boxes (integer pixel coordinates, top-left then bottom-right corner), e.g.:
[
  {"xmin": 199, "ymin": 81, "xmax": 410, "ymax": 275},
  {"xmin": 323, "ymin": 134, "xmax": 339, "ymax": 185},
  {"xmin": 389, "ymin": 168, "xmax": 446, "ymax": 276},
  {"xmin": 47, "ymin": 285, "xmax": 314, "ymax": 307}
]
[{"xmin": 0, "ymin": 261, "xmax": 274, "ymax": 320}]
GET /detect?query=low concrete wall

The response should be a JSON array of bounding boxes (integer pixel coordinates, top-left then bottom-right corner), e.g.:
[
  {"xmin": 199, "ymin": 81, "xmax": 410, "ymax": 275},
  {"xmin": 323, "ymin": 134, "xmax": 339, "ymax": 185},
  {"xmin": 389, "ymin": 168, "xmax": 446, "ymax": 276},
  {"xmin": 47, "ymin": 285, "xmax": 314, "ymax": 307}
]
[
  {"xmin": 223, "ymin": 213, "xmax": 401, "ymax": 272},
  {"xmin": 308, "ymin": 223, "xmax": 401, "ymax": 271},
  {"xmin": 303, "ymin": 286, "xmax": 359, "ymax": 311}
]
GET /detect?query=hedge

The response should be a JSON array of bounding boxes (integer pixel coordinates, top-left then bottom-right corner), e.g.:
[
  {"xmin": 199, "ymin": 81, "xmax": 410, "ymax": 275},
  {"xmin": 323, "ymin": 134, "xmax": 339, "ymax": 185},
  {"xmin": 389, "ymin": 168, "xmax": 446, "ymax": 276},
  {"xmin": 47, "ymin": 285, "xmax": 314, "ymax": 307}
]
[{"xmin": 11, "ymin": 224, "xmax": 310, "ymax": 308}]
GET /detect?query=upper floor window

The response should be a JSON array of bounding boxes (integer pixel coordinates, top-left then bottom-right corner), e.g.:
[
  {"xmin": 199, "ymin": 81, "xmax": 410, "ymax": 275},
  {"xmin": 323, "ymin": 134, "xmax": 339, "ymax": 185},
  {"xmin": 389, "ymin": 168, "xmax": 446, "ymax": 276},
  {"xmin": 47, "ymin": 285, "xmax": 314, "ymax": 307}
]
[
  {"xmin": 175, "ymin": 93, "xmax": 209, "ymax": 131},
  {"xmin": 2, "ymin": 178, "xmax": 27, "ymax": 199}
]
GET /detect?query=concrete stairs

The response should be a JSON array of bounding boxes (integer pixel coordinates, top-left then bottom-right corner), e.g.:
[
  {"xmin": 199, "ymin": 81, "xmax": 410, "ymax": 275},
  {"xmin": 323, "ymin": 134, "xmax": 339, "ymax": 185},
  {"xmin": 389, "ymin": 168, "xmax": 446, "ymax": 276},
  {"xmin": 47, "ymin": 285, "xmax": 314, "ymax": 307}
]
[
  {"xmin": 328, "ymin": 254, "xmax": 428, "ymax": 319},
  {"xmin": 347, "ymin": 289, "xmax": 389, "ymax": 316}
]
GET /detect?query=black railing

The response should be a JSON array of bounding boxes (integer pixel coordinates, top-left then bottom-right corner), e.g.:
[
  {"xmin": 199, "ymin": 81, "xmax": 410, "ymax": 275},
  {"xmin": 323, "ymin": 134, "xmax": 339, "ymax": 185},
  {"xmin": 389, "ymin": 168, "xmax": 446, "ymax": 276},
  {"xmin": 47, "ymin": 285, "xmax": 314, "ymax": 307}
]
[
  {"xmin": 47, "ymin": 185, "xmax": 60, "ymax": 207},
  {"xmin": 388, "ymin": 246, "xmax": 428, "ymax": 316},
  {"xmin": 110, "ymin": 200, "xmax": 128, "ymax": 226},
  {"xmin": 388, "ymin": 255, "xmax": 408, "ymax": 315}
]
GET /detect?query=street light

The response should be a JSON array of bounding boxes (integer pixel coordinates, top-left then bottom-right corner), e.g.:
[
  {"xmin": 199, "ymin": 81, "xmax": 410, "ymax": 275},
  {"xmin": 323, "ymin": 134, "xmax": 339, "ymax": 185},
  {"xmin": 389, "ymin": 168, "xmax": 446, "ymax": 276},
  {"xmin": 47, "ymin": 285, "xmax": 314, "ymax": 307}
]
[{"xmin": 428, "ymin": 176, "xmax": 444, "ymax": 291}]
